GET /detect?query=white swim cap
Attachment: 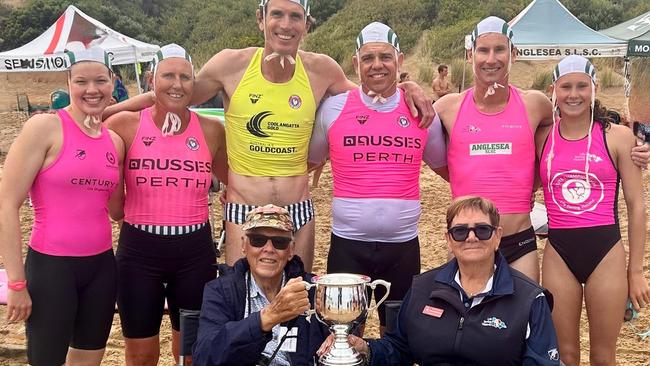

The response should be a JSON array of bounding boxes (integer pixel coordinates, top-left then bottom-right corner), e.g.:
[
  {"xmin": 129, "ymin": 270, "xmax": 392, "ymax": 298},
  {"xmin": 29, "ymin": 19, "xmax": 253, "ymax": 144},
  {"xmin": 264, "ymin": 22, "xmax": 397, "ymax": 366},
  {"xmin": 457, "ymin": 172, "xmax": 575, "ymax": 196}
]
[
  {"xmin": 154, "ymin": 43, "xmax": 192, "ymax": 66},
  {"xmin": 259, "ymin": 0, "xmax": 310, "ymax": 17},
  {"xmin": 471, "ymin": 16, "xmax": 514, "ymax": 49},
  {"xmin": 356, "ymin": 22, "xmax": 400, "ymax": 53},
  {"xmin": 552, "ymin": 55, "xmax": 596, "ymax": 85},
  {"xmin": 65, "ymin": 45, "xmax": 111, "ymax": 70}
]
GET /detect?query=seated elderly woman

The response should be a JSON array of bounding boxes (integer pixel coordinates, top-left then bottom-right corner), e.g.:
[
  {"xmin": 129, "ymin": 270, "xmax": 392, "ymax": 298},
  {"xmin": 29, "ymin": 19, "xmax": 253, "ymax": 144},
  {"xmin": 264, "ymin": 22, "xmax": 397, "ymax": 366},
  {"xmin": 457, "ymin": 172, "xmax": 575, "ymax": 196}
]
[
  {"xmin": 334, "ymin": 196, "xmax": 560, "ymax": 366},
  {"xmin": 193, "ymin": 204, "xmax": 328, "ymax": 366}
]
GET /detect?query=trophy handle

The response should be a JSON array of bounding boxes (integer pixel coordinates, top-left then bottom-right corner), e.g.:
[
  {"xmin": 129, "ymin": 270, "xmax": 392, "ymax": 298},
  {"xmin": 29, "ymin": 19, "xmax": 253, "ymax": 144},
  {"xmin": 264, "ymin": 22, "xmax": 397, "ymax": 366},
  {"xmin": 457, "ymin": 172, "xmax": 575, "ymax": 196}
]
[
  {"xmin": 366, "ymin": 279, "xmax": 391, "ymax": 313},
  {"xmin": 302, "ymin": 281, "xmax": 317, "ymax": 318}
]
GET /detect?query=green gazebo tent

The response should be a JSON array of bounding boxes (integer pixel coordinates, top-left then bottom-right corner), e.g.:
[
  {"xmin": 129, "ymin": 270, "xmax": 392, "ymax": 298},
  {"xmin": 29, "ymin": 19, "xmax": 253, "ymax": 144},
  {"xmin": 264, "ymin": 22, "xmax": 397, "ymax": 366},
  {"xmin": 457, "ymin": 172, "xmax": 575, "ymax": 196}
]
[{"xmin": 601, "ymin": 11, "xmax": 650, "ymax": 57}]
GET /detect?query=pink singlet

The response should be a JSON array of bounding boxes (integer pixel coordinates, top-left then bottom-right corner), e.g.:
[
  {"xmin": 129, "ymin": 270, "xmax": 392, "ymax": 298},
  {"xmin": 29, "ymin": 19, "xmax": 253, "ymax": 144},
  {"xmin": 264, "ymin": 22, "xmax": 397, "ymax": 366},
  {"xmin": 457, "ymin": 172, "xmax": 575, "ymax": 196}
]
[
  {"xmin": 447, "ymin": 86, "xmax": 534, "ymax": 214},
  {"xmin": 328, "ymin": 89, "xmax": 428, "ymax": 200},
  {"xmin": 124, "ymin": 108, "xmax": 212, "ymax": 226},
  {"xmin": 29, "ymin": 109, "xmax": 119, "ymax": 256},
  {"xmin": 540, "ymin": 121, "xmax": 619, "ymax": 229}
]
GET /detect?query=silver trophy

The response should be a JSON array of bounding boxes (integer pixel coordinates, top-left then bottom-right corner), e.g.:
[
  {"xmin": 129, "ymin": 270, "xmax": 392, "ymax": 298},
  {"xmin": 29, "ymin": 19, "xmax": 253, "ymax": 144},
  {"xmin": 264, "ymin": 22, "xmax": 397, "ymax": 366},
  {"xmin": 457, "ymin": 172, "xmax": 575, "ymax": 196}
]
[{"xmin": 305, "ymin": 273, "xmax": 390, "ymax": 366}]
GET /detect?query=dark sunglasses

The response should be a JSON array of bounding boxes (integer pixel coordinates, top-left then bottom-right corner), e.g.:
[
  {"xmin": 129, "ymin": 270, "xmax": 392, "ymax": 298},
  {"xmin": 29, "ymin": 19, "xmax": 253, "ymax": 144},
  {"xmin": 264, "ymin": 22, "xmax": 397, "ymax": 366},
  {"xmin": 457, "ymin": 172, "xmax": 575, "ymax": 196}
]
[
  {"xmin": 447, "ymin": 224, "xmax": 496, "ymax": 241},
  {"xmin": 246, "ymin": 233, "xmax": 292, "ymax": 250}
]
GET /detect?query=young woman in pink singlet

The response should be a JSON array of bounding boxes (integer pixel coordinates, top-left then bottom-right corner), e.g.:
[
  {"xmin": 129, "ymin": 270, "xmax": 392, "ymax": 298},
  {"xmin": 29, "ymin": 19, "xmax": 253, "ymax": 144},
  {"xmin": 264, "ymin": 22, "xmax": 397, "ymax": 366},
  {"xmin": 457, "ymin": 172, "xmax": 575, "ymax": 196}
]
[
  {"xmin": 0, "ymin": 47, "xmax": 124, "ymax": 366},
  {"xmin": 537, "ymin": 55, "xmax": 649, "ymax": 366}
]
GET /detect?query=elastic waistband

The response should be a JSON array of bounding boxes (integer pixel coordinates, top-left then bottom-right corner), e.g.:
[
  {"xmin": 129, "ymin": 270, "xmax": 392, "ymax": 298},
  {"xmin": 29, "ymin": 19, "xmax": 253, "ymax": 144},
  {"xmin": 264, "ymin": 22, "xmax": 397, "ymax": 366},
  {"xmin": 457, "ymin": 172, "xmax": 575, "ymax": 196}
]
[
  {"xmin": 500, "ymin": 226, "xmax": 535, "ymax": 248},
  {"xmin": 129, "ymin": 222, "xmax": 207, "ymax": 236}
]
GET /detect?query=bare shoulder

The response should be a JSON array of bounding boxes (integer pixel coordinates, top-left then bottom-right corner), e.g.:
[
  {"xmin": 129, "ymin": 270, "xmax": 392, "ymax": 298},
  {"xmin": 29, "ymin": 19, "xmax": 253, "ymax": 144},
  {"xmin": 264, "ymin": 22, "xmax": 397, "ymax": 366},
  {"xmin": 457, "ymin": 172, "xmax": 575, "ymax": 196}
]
[
  {"xmin": 105, "ymin": 111, "xmax": 140, "ymax": 129},
  {"xmin": 22, "ymin": 113, "xmax": 61, "ymax": 138},
  {"xmin": 298, "ymin": 50, "xmax": 341, "ymax": 74},
  {"xmin": 607, "ymin": 123, "xmax": 635, "ymax": 143},
  {"xmin": 434, "ymin": 91, "xmax": 465, "ymax": 115},
  {"xmin": 197, "ymin": 114, "xmax": 225, "ymax": 138},
  {"xmin": 202, "ymin": 47, "xmax": 257, "ymax": 75},
  {"xmin": 519, "ymin": 88, "xmax": 552, "ymax": 108}
]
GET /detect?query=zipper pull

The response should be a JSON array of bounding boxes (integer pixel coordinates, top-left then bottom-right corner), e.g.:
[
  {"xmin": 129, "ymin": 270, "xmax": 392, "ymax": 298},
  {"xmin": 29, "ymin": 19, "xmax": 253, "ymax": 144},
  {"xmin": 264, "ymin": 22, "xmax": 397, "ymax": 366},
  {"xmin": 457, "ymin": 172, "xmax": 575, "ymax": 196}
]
[{"xmin": 458, "ymin": 316, "xmax": 465, "ymax": 330}]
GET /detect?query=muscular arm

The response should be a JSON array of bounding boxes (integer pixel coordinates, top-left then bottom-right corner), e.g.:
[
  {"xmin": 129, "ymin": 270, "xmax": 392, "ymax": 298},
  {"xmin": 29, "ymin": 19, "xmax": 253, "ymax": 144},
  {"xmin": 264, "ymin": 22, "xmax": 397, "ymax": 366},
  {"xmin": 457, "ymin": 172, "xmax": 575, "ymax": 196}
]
[
  {"xmin": 611, "ymin": 125, "xmax": 650, "ymax": 310},
  {"xmin": 199, "ymin": 116, "xmax": 229, "ymax": 185},
  {"xmin": 103, "ymin": 92, "xmax": 155, "ymax": 119},
  {"xmin": 107, "ymin": 130, "xmax": 126, "ymax": 221},
  {"xmin": 0, "ymin": 115, "xmax": 57, "ymax": 321}
]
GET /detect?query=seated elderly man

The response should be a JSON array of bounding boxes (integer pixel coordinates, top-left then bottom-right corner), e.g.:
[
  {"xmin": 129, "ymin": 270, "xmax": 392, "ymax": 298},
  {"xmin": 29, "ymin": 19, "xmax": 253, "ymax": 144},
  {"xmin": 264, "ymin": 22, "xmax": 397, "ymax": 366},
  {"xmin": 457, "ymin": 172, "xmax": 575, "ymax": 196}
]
[
  {"xmin": 327, "ymin": 196, "xmax": 560, "ymax": 366},
  {"xmin": 193, "ymin": 204, "xmax": 328, "ymax": 366}
]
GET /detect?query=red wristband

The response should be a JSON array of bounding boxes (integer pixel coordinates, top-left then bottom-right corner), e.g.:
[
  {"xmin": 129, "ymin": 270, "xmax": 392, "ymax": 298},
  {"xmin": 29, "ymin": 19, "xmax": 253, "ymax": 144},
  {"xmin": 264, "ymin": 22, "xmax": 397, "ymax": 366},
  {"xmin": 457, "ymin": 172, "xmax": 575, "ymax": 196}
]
[{"xmin": 8, "ymin": 280, "xmax": 27, "ymax": 291}]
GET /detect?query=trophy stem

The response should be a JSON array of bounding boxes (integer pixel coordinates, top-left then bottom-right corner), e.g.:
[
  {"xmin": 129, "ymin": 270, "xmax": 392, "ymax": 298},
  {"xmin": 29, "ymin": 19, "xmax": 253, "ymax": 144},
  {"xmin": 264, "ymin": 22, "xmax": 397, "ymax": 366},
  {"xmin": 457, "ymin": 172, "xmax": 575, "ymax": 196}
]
[{"xmin": 318, "ymin": 325, "xmax": 364, "ymax": 366}]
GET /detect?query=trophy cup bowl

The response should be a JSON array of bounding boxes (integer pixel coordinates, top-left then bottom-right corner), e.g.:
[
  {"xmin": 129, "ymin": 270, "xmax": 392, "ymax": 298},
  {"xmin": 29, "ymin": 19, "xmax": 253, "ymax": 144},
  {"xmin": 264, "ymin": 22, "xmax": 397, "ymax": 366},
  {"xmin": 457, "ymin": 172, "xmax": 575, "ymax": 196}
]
[{"xmin": 306, "ymin": 273, "xmax": 390, "ymax": 366}]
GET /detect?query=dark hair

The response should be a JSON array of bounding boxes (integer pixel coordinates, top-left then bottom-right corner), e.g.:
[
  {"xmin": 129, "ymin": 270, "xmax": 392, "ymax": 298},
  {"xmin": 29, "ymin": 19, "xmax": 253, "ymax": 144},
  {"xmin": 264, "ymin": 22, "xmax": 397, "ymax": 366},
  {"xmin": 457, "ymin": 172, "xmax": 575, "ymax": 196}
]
[
  {"xmin": 446, "ymin": 196, "xmax": 500, "ymax": 229},
  {"xmin": 438, "ymin": 65, "xmax": 448, "ymax": 73},
  {"xmin": 399, "ymin": 72, "xmax": 409, "ymax": 82},
  {"xmin": 593, "ymin": 99, "xmax": 613, "ymax": 130}
]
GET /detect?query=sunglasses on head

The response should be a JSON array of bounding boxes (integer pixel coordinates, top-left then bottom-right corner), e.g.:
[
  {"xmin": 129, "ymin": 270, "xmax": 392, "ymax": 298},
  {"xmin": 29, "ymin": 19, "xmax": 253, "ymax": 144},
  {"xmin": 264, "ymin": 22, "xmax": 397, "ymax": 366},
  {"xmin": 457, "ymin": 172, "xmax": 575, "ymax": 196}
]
[
  {"xmin": 246, "ymin": 233, "xmax": 292, "ymax": 250},
  {"xmin": 447, "ymin": 224, "xmax": 496, "ymax": 241}
]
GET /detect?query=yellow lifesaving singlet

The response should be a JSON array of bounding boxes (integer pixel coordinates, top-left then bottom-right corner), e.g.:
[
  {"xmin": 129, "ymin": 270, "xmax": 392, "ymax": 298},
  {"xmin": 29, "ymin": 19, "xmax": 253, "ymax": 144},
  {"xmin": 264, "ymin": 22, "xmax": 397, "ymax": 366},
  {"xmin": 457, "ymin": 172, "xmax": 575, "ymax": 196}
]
[{"xmin": 226, "ymin": 48, "xmax": 316, "ymax": 176}]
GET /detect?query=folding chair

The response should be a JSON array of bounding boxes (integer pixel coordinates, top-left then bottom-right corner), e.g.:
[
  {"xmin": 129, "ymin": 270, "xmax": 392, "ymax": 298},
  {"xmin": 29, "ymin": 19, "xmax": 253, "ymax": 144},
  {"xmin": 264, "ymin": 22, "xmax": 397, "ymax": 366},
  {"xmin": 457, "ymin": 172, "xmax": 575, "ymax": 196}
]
[
  {"xmin": 178, "ymin": 309, "xmax": 201, "ymax": 366},
  {"xmin": 384, "ymin": 300, "xmax": 402, "ymax": 334}
]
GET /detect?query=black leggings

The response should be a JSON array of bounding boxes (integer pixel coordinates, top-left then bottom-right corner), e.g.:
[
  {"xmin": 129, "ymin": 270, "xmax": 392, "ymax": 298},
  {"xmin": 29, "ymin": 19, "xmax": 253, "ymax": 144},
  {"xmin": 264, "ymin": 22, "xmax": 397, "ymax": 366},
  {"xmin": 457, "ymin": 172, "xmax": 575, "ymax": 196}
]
[
  {"xmin": 116, "ymin": 222, "xmax": 217, "ymax": 338},
  {"xmin": 25, "ymin": 248, "xmax": 116, "ymax": 366},
  {"xmin": 327, "ymin": 233, "xmax": 420, "ymax": 326}
]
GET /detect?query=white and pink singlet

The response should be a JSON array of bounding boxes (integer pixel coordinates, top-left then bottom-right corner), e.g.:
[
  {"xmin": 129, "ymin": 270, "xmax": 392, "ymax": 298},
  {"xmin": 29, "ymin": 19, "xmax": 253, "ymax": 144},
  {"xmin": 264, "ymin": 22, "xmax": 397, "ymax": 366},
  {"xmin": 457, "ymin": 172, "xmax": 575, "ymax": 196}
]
[
  {"xmin": 309, "ymin": 88, "xmax": 446, "ymax": 242},
  {"xmin": 540, "ymin": 121, "xmax": 619, "ymax": 229}
]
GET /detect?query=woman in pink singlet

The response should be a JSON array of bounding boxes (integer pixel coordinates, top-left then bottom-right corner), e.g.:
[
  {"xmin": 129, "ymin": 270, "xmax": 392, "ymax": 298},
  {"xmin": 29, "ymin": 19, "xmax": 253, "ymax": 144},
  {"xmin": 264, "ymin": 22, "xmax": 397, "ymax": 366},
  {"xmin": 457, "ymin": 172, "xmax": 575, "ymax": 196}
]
[
  {"xmin": 537, "ymin": 55, "xmax": 649, "ymax": 366},
  {"xmin": 0, "ymin": 47, "xmax": 124, "ymax": 366},
  {"xmin": 105, "ymin": 44, "xmax": 228, "ymax": 365}
]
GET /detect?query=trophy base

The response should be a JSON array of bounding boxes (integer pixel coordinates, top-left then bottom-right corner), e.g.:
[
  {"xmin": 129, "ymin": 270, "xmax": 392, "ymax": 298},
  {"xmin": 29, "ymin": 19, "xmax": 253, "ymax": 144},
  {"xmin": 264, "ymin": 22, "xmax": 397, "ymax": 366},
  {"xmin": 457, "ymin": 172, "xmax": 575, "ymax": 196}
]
[{"xmin": 318, "ymin": 348, "xmax": 365, "ymax": 366}]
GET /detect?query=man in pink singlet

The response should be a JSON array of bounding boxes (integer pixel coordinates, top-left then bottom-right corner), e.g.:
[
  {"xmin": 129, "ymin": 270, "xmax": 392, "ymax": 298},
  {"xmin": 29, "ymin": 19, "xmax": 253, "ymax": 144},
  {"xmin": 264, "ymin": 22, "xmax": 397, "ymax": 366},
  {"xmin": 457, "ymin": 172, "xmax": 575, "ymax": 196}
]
[
  {"xmin": 308, "ymin": 22, "xmax": 447, "ymax": 335},
  {"xmin": 434, "ymin": 16, "xmax": 650, "ymax": 283}
]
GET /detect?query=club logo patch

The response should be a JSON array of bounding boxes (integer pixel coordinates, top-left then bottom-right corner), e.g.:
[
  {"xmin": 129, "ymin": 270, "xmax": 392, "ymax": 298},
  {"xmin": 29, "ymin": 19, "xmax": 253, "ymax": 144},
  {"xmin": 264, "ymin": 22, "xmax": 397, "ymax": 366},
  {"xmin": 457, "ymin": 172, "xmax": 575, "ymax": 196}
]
[
  {"xmin": 463, "ymin": 124, "xmax": 482, "ymax": 133},
  {"xmin": 469, "ymin": 142, "xmax": 512, "ymax": 156},
  {"xmin": 289, "ymin": 95, "xmax": 302, "ymax": 109},
  {"xmin": 105, "ymin": 152, "xmax": 116, "ymax": 165},
  {"xmin": 75, "ymin": 149, "xmax": 86, "ymax": 160},
  {"xmin": 249, "ymin": 93, "xmax": 262, "ymax": 104},
  {"xmin": 548, "ymin": 169, "xmax": 605, "ymax": 215},
  {"xmin": 142, "ymin": 136, "xmax": 156, "ymax": 146},
  {"xmin": 186, "ymin": 137, "xmax": 200, "ymax": 151},
  {"xmin": 482, "ymin": 317, "xmax": 507, "ymax": 329},
  {"xmin": 548, "ymin": 348, "xmax": 559, "ymax": 361},
  {"xmin": 356, "ymin": 115, "xmax": 369, "ymax": 125},
  {"xmin": 246, "ymin": 111, "xmax": 272, "ymax": 138},
  {"xmin": 397, "ymin": 116, "xmax": 409, "ymax": 128}
]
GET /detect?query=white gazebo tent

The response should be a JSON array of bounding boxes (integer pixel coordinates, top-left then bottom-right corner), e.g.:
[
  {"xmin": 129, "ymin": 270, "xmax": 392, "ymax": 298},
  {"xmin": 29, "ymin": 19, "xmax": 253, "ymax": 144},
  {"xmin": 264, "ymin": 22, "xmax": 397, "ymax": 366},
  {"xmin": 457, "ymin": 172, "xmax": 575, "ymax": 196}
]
[{"xmin": 0, "ymin": 5, "xmax": 159, "ymax": 92}]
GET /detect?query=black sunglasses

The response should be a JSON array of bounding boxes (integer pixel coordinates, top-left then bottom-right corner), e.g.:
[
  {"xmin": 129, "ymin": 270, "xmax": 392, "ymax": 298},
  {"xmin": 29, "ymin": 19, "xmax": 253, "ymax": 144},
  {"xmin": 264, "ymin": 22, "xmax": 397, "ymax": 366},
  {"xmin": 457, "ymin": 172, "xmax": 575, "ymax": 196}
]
[
  {"xmin": 447, "ymin": 224, "xmax": 496, "ymax": 241},
  {"xmin": 246, "ymin": 233, "xmax": 292, "ymax": 250}
]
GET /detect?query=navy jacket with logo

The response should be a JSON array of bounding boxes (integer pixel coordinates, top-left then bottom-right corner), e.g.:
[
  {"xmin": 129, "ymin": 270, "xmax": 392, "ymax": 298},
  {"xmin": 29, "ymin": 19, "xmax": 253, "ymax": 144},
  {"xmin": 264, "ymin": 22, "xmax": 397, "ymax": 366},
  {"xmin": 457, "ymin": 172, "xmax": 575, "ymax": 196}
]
[
  {"xmin": 193, "ymin": 256, "xmax": 329, "ymax": 366},
  {"xmin": 369, "ymin": 253, "xmax": 559, "ymax": 366}
]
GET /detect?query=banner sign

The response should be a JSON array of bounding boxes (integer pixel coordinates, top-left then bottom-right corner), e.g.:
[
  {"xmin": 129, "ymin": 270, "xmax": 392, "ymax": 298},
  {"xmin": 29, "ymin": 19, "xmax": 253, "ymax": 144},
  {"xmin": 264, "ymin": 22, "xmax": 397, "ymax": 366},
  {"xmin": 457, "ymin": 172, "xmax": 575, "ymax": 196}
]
[{"xmin": 516, "ymin": 45, "xmax": 627, "ymax": 60}]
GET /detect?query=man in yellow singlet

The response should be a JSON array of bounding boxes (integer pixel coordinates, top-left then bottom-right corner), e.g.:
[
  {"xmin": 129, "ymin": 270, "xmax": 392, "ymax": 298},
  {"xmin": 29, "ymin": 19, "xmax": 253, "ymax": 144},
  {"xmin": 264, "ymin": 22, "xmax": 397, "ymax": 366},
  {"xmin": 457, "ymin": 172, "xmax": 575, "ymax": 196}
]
[{"xmin": 105, "ymin": 0, "xmax": 434, "ymax": 272}]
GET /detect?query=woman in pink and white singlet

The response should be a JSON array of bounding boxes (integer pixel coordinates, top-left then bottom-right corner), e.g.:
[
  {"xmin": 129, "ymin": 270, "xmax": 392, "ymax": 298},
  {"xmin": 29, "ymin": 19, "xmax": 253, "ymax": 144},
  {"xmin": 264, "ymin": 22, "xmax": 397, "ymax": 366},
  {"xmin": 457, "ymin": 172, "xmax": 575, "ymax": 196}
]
[
  {"xmin": 537, "ymin": 55, "xmax": 649, "ymax": 366},
  {"xmin": 0, "ymin": 47, "xmax": 124, "ymax": 366}
]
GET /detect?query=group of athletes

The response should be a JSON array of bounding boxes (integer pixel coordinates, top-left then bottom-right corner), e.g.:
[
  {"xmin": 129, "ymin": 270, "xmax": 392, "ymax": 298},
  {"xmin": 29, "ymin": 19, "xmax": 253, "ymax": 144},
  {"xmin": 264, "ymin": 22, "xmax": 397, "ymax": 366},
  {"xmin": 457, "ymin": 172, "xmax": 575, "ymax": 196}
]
[{"xmin": 1, "ymin": 0, "xmax": 649, "ymax": 365}]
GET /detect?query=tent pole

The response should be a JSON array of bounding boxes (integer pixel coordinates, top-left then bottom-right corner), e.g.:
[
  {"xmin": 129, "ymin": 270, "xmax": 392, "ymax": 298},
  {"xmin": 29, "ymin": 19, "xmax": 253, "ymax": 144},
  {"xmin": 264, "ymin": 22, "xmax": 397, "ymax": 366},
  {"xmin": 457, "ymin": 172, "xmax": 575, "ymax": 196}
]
[
  {"xmin": 133, "ymin": 46, "xmax": 142, "ymax": 94},
  {"xmin": 461, "ymin": 50, "xmax": 466, "ymax": 92}
]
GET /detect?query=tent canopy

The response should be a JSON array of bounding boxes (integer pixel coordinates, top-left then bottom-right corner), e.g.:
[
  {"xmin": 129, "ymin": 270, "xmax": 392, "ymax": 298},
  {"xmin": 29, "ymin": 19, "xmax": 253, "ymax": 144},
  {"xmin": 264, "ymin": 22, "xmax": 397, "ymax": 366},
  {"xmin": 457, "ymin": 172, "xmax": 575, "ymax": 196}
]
[
  {"xmin": 601, "ymin": 11, "xmax": 650, "ymax": 57},
  {"xmin": 0, "ymin": 5, "xmax": 159, "ymax": 72},
  {"xmin": 508, "ymin": 0, "xmax": 627, "ymax": 60}
]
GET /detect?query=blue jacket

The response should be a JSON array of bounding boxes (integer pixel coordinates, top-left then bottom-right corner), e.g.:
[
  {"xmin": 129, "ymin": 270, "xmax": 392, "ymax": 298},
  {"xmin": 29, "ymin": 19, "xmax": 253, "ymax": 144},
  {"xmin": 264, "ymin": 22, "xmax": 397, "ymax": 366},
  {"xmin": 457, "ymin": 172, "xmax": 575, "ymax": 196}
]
[
  {"xmin": 193, "ymin": 256, "xmax": 329, "ymax": 366},
  {"xmin": 369, "ymin": 253, "xmax": 560, "ymax": 366}
]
